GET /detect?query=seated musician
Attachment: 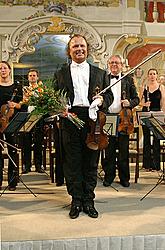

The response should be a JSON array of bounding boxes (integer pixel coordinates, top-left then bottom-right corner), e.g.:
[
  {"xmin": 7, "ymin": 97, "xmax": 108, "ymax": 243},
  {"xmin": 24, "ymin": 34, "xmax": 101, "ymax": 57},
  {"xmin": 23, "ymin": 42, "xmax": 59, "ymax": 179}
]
[
  {"xmin": 140, "ymin": 68, "xmax": 165, "ymax": 171},
  {"xmin": 102, "ymin": 55, "xmax": 140, "ymax": 187}
]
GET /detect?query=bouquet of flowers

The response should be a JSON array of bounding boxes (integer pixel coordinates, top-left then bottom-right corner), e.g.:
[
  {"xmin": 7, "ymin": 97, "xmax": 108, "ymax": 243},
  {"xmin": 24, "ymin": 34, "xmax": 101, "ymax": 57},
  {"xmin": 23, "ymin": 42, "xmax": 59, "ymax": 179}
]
[{"xmin": 26, "ymin": 81, "xmax": 85, "ymax": 129}]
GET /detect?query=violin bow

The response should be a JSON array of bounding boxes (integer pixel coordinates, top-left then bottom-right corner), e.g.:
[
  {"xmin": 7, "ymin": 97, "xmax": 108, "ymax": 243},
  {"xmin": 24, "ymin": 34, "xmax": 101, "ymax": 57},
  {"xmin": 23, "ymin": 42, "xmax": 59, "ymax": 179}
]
[{"xmin": 97, "ymin": 49, "xmax": 162, "ymax": 96}]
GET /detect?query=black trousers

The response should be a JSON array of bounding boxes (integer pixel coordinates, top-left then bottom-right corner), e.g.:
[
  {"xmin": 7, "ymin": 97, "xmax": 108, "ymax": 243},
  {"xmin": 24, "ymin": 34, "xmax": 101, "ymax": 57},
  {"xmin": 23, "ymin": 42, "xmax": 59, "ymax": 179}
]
[
  {"xmin": 0, "ymin": 133, "xmax": 18, "ymax": 187},
  {"xmin": 61, "ymin": 107, "xmax": 99, "ymax": 206},
  {"xmin": 142, "ymin": 125, "xmax": 160, "ymax": 170},
  {"xmin": 54, "ymin": 122, "xmax": 64, "ymax": 184},
  {"xmin": 102, "ymin": 134, "xmax": 130, "ymax": 183},
  {"xmin": 22, "ymin": 119, "xmax": 44, "ymax": 171}
]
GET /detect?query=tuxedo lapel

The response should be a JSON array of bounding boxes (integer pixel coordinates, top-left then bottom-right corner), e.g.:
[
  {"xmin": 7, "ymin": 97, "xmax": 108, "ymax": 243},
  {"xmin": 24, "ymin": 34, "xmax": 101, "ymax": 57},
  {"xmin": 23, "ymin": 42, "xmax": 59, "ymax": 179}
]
[
  {"xmin": 121, "ymin": 76, "xmax": 127, "ymax": 97},
  {"xmin": 88, "ymin": 64, "xmax": 94, "ymax": 96},
  {"xmin": 88, "ymin": 64, "xmax": 98, "ymax": 102},
  {"xmin": 65, "ymin": 65, "xmax": 73, "ymax": 92},
  {"xmin": 61, "ymin": 65, "xmax": 74, "ymax": 104}
]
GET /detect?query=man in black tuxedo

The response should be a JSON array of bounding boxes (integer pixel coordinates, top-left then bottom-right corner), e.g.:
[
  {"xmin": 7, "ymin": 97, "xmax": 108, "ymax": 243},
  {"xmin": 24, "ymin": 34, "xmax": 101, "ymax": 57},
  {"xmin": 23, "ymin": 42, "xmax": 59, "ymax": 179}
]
[
  {"xmin": 53, "ymin": 34, "xmax": 113, "ymax": 219},
  {"xmin": 102, "ymin": 55, "xmax": 139, "ymax": 188},
  {"xmin": 22, "ymin": 69, "xmax": 44, "ymax": 174}
]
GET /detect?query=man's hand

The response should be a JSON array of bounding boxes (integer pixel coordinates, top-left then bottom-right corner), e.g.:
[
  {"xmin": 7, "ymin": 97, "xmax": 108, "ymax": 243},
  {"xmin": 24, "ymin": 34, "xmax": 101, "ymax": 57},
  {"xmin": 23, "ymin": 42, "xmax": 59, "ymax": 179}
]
[
  {"xmin": 92, "ymin": 94, "xmax": 103, "ymax": 107},
  {"xmin": 8, "ymin": 101, "xmax": 16, "ymax": 109},
  {"xmin": 121, "ymin": 99, "xmax": 130, "ymax": 107}
]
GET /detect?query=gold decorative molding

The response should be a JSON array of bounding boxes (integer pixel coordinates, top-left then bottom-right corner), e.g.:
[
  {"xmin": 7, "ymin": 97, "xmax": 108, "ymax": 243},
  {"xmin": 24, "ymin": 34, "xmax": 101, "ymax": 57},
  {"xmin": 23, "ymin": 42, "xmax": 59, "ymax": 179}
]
[
  {"xmin": 47, "ymin": 17, "xmax": 65, "ymax": 33},
  {"xmin": 127, "ymin": 0, "xmax": 135, "ymax": 8},
  {"xmin": 144, "ymin": 37, "xmax": 165, "ymax": 44},
  {"xmin": 124, "ymin": 34, "xmax": 139, "ymax": 45},
  {"xmin": 3, "ymin": 15, "xmax": 107, "ymax": 68}
]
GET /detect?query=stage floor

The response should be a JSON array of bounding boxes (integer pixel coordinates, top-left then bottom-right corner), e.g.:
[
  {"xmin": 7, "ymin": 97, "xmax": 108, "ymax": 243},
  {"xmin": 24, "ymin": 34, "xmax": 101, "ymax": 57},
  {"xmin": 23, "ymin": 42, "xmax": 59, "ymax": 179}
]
[{"xmin": 0, "ymin": 165, "xmax": 165, "ymax": 245}]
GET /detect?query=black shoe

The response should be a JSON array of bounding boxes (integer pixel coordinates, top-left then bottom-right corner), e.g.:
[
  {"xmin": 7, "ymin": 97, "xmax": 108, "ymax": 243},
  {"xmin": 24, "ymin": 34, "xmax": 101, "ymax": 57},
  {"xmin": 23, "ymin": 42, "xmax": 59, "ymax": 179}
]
[
  {"xmin": 22, "ymin": 170, "xmax": 29, "ymax": 174},
  {"xmin": 69, "ymin": 205, "xmax": 82, "ymax": 219},
  {"xmin": 103, "ymin": 180, "xmax": 113, "ymax": 187},
  {"xmin": 120, "ymin": 181, "xmax": 130, "ymax": 187},
  {"xmin": 8, "ymin": 186, "xmax": 16, "ymax": 191},
  {"xmin": 37, "ymin": 168, "xmax": 45, "ymax": 173},
  {"xmin": 83, "ymin": 205, "xmax": 98, "ymax": 218},
  {"xmin": 56, "ymin": 182, "xmax": 64, "ymax": 187}
]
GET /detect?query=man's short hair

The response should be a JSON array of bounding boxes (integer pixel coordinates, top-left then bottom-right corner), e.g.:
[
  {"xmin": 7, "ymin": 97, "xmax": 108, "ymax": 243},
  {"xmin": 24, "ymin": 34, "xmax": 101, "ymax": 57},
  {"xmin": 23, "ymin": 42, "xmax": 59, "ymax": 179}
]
[
  {"xmin": 28, "ymin": 69, "xmax": 39, "ymax": 77},
  {"xmin": 107, "ymin": 55, "xmax": 123, "ymax": 64}
]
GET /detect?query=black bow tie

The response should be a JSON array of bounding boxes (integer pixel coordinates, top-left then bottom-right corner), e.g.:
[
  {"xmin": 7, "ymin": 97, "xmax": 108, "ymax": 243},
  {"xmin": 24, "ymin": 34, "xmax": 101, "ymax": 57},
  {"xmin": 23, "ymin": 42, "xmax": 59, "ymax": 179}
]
[{"xmin": 111, "ymin": 75, "xmax": 119, "ymax": 80}]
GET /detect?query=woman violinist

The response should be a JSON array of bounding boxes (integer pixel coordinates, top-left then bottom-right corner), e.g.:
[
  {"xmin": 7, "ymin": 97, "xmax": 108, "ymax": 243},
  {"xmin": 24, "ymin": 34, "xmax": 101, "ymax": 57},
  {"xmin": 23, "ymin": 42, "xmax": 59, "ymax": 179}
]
[
  {"xmin": 140, "ymin": 68, "xmax": 165, "ymax": 171},
  {"xmin": 0, "ymin": 61, "xmax": 23, "ymax": 191}
]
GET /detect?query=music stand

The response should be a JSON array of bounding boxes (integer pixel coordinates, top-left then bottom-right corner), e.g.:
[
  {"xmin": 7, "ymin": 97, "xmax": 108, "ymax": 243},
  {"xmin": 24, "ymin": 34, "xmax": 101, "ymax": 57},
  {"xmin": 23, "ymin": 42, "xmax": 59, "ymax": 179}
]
[
  {"xmin": 140, "ymin": 115, "xmax": 165, "ymax": 201},
  {"xmin": 99, "ymin": 113, "xmax": 119, "ymax": 192},
  {"xmin": 103, "ymin": 113, "xmax": 119, "ymax": 136},
  {"xmin": 19, "ymin": 113, "xmax": 42, "ymax": 133},
  {"xmin": 4, "ymin": 112, "xmax": 30, "ymax": 134},
  {"xmin": 0, "ymin": 112, "xmax": 42, "ymax": 197},
  {"xmin": 136, "ymin": 111, "xmax": 165, "ymax": 125}
]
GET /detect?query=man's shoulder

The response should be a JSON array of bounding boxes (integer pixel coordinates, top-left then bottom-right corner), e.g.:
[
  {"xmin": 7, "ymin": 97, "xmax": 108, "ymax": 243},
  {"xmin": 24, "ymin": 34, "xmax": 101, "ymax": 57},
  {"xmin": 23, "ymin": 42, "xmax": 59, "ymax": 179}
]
[
  {"xmin": 90, "ymin": 63, "xmax": 106, "ymax": 73},
  {"xmin": 122, "ymin": 74, "xmax": 134, "ymax": 83},
  {"xmin": 60, "ymin": 63, "xmax": 69, "ymax": 70},
  {"xmin": 56, "ymin": 63, "xmax": 69, "ymax": 74}
]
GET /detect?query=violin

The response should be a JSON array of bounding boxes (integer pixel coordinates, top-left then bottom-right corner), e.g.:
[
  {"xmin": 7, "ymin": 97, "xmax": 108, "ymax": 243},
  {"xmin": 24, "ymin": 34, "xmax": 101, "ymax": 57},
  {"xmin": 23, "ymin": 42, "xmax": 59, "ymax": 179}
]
[
  {"xmin": 118, "ymin": 91, "xmax": 134, "ymax": 135},
  {"xmin": 86, "ymin": 86, "xmax": 109, "ymax": 150},
  {"xmin": 86, "ymin": 110, "xmax": 109, "ymax": 151},
  {"xmin": 0, "ymin": 89, "xmax": 18, "ymax": 133}
]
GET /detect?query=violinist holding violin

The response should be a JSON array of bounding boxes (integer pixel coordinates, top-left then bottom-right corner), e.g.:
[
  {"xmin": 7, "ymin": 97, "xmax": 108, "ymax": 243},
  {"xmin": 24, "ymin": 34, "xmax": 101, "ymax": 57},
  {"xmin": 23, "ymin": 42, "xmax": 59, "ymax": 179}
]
[
  {"xmin": 102, "ymin": 55, "xmax": 139, "ymax": 188},
  {"xmin": 53, "ymin": 34, "xmax": 113, "ymax": 219},
  {"xmin": 0, "ymin": 61, "xmax": 23, "ymax": 191}
]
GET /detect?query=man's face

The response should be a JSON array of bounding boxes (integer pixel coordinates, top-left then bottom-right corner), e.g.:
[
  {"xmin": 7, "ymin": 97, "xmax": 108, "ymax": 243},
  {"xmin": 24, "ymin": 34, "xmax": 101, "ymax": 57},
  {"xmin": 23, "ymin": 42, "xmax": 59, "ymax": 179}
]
[
  {"xmin": 108, "ymin": 56, "xmax": 123, "ymax": 75},
  {"xmin": 28, "ymin": 71, "xmax": 38, "ymax": 84},
  {"xmin": 68, "ymin": 36, "xmax": 88, "ymax": 63}
]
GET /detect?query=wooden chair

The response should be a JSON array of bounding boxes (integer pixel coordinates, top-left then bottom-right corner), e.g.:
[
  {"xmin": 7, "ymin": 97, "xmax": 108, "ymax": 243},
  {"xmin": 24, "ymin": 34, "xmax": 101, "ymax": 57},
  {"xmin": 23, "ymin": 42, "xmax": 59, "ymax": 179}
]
[
  {"xmin": 128, "ymin": 126, "xmax": 140, "ymax": 183},
  {"xmin": 115, "ymin": 127, "xmax": 140, "ymax": 183},
  {"xmin": 42, "ymin": 122, "xmax": 55, "ymax": 183},
  {"xmin": 160, "ymin": 140, "xmax": 165, "ymax": 170},
  {"xmin": 1, "ymin": 141, "xmax": 20, "ymax": 182},
  {"xmin": 48, "ymin": 120, "xmax": 64, "ymax": 185}
]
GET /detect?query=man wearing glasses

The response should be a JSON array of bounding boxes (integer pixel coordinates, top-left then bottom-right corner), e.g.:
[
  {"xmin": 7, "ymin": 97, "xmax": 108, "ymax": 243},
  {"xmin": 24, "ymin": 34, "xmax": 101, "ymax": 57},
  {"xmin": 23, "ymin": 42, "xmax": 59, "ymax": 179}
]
[{"xmin": 102, "ymin": 55, "xmax": 139, "ymax": 187}]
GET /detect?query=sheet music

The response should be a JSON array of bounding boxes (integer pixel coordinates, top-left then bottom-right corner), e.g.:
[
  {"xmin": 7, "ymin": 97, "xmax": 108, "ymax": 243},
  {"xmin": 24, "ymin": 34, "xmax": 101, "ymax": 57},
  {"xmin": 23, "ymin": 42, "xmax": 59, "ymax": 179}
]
[
  {"xmin": 137, "ymin": 111, "xmax": 165, "ymax": 125},
  {"xmin": 4, "ymin": 112, "xmax": 29, "ymax": 134},
  {"xmin": 103, "ymin": 113, "xmax": 119, "ymax": 136},
  {"xmin": 19, "ymin": 114, "xmax": 42, "ymax": 132},
  {"xmin": 149, "ymin": 116, "xmax": 165, "ymax": 139}
]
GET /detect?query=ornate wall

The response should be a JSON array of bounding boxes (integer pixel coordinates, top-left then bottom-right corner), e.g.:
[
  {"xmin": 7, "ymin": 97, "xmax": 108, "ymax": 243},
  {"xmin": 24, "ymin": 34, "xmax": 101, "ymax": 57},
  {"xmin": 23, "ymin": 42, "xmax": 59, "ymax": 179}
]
[{"xmin": 0, "ymin": 0, "xmax": 165, "ymax": 77}]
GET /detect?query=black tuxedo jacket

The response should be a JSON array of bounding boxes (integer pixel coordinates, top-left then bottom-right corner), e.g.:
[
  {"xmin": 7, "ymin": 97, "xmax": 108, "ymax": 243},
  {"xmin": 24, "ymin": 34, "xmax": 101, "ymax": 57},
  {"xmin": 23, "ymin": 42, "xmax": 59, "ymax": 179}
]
[
  {"xmin": 109, "ymin": 74, "xmax": 139, "ymax": 109},
  {"xmin": 53, "ymin": 63, "xmax": 114, "ymax": 113}
]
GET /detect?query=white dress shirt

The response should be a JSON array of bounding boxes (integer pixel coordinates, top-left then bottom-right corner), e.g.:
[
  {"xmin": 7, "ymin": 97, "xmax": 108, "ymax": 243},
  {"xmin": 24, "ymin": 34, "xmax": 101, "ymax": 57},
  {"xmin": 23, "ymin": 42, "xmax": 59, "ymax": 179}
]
[
  {"xmin": 70, "ymin": 60, "xmax": 90, "ymax": 107},
  {"xmin": 108, "ymin": 73, "xmax": 121, "ymax": 113}
]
